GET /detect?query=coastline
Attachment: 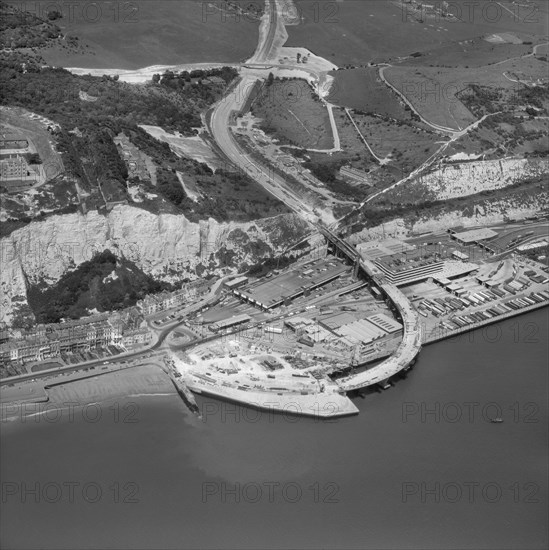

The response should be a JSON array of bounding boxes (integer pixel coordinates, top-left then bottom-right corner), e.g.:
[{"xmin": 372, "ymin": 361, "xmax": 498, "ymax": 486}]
[
  {"xmin": 2, "ymin": 308, "xmax": 546, "ymax": 550},
  {"xmin": 0, "ymin": 364, "xmax": 176, "ymax": 413},
  {"xmin": 187, "ymin": 380, "xmax": 359, "ymax": 418},
  {"xmin": 2, "ymin": 302, "xmax": 547, "ymax": 417}
]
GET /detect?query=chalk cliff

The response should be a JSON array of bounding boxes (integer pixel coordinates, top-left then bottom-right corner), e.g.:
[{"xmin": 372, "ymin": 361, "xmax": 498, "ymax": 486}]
[
  {"xmin": 415, "ymin": 158, "xmax": 549, "ymax": 201},
  {"xmin": 0, "ymin": 206, "xmax": 311, "ymax": 325}
]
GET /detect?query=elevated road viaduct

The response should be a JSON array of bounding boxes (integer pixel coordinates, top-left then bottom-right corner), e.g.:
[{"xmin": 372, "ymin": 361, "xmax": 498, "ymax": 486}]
[{"xmin": 320, "ymin": 228, "xmax": 423, "ymax": 391}]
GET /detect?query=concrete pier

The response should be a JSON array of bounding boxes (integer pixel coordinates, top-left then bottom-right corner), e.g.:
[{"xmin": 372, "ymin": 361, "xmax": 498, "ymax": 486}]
[
  {"xmin": 336, "ymin": 257, "xmax": 423, "ymax": 392},
  {"xmin": 170, "ymin": 376, "xmax": 199, "ymax": 414},
  {"xmin": 186, "ymin": 375, "xmax": 359, "ymax": 418}
]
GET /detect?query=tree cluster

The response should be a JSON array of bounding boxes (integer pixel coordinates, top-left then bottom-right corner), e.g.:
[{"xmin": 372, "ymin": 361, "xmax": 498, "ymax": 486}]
[{"xmin": 27, "ymin": 250, "xmax": 173, "ymax": 323}]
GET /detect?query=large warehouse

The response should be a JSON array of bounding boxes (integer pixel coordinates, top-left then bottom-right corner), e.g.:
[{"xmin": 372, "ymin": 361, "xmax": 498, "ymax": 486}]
[
  {"xmin": 224, "ymin": 276, "xmax": 249, "ymax": 290},
  {"xmin": 320, "ymin": 311, "xmax": 403, "ymax": 346},
  {"xmin": 452, "ymin": 228, "xmax": 497, "ymax": 244},
  {"xmin": 209, "ymin": 314, "xmax": 251, "ymax": 332},
  {"xmin": 235, "ymin": 258, "xmax": 349, "ymax": 310},
  {"xmin": 356, "ymin": 238, "xmax": 480, "ymax": 287},
  {"xmin": 366, "ymin": 313, "xmax": 403, "ymax": 334}
]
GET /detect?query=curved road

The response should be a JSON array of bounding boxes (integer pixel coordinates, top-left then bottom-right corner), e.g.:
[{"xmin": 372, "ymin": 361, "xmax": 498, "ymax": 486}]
[
  {"xmin": 379, "ymin": 65, "xmax": 457, "ymax": 134},
  {"xmin": 206, "ymin": 0, "xmax": 425, "ymax": 389},
  {"xmin": 2, "ymin": 0, "xmax": 437, "ymax": 393},
  {"xmin": 209, "ymin": 74, "xmax": 318, "ymax": 222},
  {"xmin": 320, "ymin": 230, "xmax": 423, "ymax": 390},
  {"xmin": 207, "ymin": 0, "xmax": 341, "ymax": 223}
]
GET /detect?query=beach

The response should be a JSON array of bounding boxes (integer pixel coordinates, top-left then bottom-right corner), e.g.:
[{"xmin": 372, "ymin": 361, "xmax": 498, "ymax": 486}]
[{"xmin": 1, "ymin": 309, "xmax": 547, "ymax": 549}]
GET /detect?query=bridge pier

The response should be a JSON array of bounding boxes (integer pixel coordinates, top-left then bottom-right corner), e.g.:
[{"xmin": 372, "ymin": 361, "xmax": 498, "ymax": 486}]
[
  {"xmin": 352, "ymin": 259, "xmax": 360, "ymax": 280},
  {"xmin": 378, "ymin": 378, "xmax": 392, "ymax": 390}
]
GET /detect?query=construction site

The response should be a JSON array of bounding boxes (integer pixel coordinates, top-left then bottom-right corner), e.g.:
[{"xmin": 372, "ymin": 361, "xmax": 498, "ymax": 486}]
[{"xmin": 169, "ymin": 223, "xmax": 549, "ymax": 416}]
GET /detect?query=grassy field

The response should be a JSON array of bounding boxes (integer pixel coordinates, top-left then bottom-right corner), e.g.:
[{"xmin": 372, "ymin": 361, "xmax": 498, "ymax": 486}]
[
  {"xmin": 384, "ymin": 55, "xmax": 549, "ymax": 130},
  {"xmin": 289, "ymin": 108, "xmax": 433, "ymax": 201},
  {"xmin": 251, "ymin": 78, "xmax": 334, "ymax": 149},
  {"xmin": 344, "ymin": 111, "xmax": 441, "ymax": 172},
  {"xmin": 329, "ymin": 108, "xmax": 440, "ymax": 186},
  {"xmin": 280, "ymin": 104, "xmax": 445, "ymax": 203},
  {"xmin": 400, "ymin": 37, "xmax": 533, "ymax": 68},
  {"xmin": 31, "ymin": 361, "xmax": 63, "ymax": 372},
  {"xmin": 383, "ymin": 65, "xmax": 478, "ymax": 130},
  {"xmin": 28, "ymin": 0, "xmax": 260, "ymax": 69},
  {"xmin": 331, "ymin": 108, "xmax": 379, "ymax": 172},
  {"xmin": 328, "ymin": 68, "xmax": 410, "ymax": 119},
  {"xmin": 446, "ymin": 114, "xmax": 549, "ymax": 158},
  {"xmin": 286, "ymin": 0, "xmax": 549, "ymax": 66}
]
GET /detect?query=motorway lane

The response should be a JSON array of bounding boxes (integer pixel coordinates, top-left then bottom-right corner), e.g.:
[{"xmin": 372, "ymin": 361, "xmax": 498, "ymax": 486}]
[
  {"xmin": 0, "ymin": 1, "xmax": 454, "ymax": 391},
  {"xmin": 207, "ymin": 0, "xmax": 329, "ymax": 223},
  {"xmin": 253, "ymin": 0, "xmax": 279, "ymax": 63},
  {"xmin": 210, "ymin": 74, "xmax": 319, "ymax": 222}
]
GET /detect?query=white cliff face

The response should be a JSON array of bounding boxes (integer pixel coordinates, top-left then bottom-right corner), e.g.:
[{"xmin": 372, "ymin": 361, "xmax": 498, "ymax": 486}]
[
  {"xmin": 349, "ymin": 192, "xmax": 548, "ymax": 245},
  {"xmin": 415, "ymin": 158, "xmax": 549, "ymax": 200},
  {"xmin": 0, "ymin": 206, "xmax": 310, "ymax": 325},
  {"xmin": 348, "ymin": 157, "xmax": 549, "ymax": 244}
]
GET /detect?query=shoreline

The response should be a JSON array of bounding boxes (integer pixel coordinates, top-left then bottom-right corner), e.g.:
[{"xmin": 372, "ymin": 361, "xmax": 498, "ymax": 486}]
[
  {"xmin": 189, "ymin": 384, "xmax": 359, "ymax": 419},
  {"xmin": 1, "ymin": 304, "xmax": 547, "ymax": 415},
  {"xmin": 0, "ymin": 364, "xmax": 176, "ymax": 409},
  {"xmin": 3, "ymin": 1, "xmax": 548, "ymax": 417}
]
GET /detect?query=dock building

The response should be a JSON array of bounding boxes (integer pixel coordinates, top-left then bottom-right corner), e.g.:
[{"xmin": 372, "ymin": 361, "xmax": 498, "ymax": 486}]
[{"xmin": 235, "ymin": 258, "xmax": 349, "ymax": 309}]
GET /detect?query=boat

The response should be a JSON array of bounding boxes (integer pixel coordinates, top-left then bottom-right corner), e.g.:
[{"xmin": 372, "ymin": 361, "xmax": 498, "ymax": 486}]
[{"xmin": 490, "ymin": 417, "xmax": 504, "ymax": 423}]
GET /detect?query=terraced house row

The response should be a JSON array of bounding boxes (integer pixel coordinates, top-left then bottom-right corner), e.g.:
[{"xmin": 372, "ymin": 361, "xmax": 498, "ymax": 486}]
[{"xmin": 0, "ymin": 309, "xmax": 149, "ymax": 365}]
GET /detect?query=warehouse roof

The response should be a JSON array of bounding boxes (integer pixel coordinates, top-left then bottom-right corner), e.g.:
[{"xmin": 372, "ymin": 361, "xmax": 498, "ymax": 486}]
[
  {"xmin": 318, "ymin": 312, "xmax": 357, "ymax": 331},
  {"xmin": 366, "ymin": 313, "xmax": 403, "ymax": 334},
  {"xmin": 240, "ymin": 259, "xmax": 348, "ymax": 308},
  {"xmin": 453, "ymin": 228, "xmax": 497, "ymax": 243},
  {"xmin": 210, "ymin": 314, "xmax": 251, "ymax": 331}
]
